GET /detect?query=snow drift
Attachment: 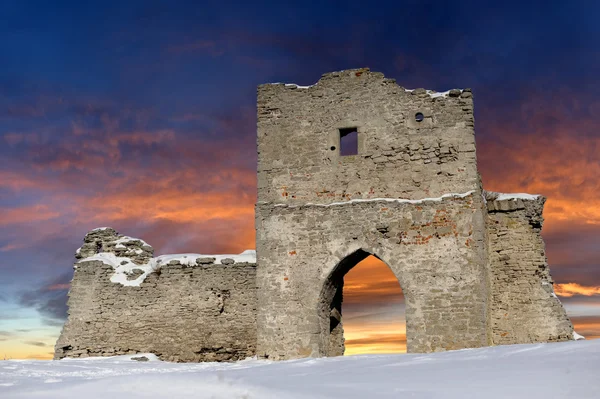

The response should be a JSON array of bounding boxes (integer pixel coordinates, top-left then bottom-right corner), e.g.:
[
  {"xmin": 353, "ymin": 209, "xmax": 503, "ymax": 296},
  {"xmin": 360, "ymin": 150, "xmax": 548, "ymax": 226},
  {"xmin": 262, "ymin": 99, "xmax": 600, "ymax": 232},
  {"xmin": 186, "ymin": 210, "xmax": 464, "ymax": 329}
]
[{"xmin": 1, "ymin": 340, "xmax": 599, "ymax": 398}]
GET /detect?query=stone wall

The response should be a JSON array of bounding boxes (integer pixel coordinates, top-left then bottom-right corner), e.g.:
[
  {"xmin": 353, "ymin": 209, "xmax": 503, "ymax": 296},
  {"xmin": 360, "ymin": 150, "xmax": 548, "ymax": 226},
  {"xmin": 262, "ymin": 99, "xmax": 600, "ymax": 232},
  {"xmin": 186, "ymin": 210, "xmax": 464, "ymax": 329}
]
[
  {"xmin": 256, "ymin": 68, "xmax": 491, "ymax": 360},
  {"xmin": 485, "ymin": 193, "xmax": 574, "ymax": 344},
  {"xmin": 257, "ymin": 68, "xmax": 480, "ymax": 204},
  {"xmin": 255, "ymin": 193, "xmax": 489, "ymax": 360},
  {"xmin": 54, "ymin": 228, "xmax": 257, "ymax": 362},
  {"xmin": 55, "ymin": 68, "xmax": 577, "ymax": 363}
]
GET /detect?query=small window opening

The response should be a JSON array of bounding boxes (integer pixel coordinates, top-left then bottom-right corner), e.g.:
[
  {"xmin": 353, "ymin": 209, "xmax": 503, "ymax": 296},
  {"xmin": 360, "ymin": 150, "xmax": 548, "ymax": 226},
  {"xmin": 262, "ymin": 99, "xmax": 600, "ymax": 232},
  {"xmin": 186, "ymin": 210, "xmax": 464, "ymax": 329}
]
[
  {"xmin": 415, "ymin": 112, "xmax": 424, "ymax": 122},
  {"xmin": 339, "ymin": 128, "xmax": 358, "ymax": 156}
]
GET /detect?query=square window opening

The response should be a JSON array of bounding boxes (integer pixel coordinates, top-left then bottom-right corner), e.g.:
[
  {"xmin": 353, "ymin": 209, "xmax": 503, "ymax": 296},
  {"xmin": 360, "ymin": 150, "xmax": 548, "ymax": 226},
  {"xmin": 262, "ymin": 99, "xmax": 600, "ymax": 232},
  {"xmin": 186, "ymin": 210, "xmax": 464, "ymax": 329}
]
[{"xmin": 339, "ymin": 128, "xmax": 358, "ymax": 156}]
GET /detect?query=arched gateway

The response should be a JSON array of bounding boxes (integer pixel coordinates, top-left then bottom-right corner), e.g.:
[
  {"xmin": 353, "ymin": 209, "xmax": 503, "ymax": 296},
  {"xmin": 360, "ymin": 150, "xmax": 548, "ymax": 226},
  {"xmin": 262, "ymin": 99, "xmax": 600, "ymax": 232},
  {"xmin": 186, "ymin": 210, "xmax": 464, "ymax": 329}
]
[
  {"xmin": 55, "ymin": 68, "xmax": 575, "ymax": 362},
  {"xmin": 254, "ymin": 68, "xmax": 573, "ymax": 360},
  {"xmin": 255, "ymin": 191, "xmax": 490, "ymax": 359},
  {"xmin": 321, "ymin": 249, "xmax": 403, "ymax": 357}
]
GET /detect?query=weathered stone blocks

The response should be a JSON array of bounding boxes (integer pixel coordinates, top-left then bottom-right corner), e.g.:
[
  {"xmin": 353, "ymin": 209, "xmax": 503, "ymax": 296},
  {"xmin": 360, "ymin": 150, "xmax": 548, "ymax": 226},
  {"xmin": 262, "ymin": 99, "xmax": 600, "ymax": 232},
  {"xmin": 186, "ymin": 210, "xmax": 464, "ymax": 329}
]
[
  {"xmin": 56, "ymin": 68, "xmax": 574, "ymax": 363},
  {"xmin": 55, "ymin": 231, "xmax": 257, "ymax": 362},
  {"xmin": 255, "ymin": 68, "xmax": 573, "ymax": 359},
  {"xmin": 256, "ymin": 193, "xmax": 489, "ymax": 359},
  {"xmin": 486, "ymin": 193, "xmax": 574, "ymax": 344}
]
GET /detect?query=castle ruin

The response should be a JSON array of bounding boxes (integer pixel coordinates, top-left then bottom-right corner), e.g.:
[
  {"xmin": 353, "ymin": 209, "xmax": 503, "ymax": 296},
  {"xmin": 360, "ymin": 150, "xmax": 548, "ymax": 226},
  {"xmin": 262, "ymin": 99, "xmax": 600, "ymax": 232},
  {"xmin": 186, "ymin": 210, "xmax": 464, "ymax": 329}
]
[{"xmin": 55, "ymin": 68, "xmax": 575, "ymax": 362}]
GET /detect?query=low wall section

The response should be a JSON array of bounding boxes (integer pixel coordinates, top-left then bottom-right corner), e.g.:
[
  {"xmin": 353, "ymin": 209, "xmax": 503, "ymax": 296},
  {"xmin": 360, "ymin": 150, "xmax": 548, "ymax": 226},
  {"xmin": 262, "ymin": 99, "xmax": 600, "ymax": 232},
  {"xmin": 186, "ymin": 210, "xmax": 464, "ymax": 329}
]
[{"xmin": 54, "ymin": 228, "xmax": 257, "ymax": 362}]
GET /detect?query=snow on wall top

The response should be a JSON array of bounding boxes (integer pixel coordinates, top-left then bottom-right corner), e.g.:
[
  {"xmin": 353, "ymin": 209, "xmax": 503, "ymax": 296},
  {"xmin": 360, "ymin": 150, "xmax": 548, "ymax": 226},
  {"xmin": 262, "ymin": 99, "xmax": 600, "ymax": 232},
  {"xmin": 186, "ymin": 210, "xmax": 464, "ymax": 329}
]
[
  {"xmin": 272, "ymin": 82, "xmax": 463, "ymax": 98},
  {"xmin": 266, "ymin": 69, "xmax": 464, "ymax": 99},
  {"xmin": 484, "ymin": 190, "xmax": 542, "ymax": 202},
  {"xmin": 260, "ymin": 191, "xmax": 476, "ymax": 208},
  {"xmin": 403, "ymin": 89, "xmax": 464, "ymax": 98},
  {"xmin": 155, "ymin": 250, "xmax": 256, "ymax": 266},
  {"xmin": 495, "ymin": 193, "xmax": 540, "ymax": 201},
  {"xmin": 75, "ymin": 227, "xmax": 153, "ymax": 263},
  {"xmin": 79, "ymin": 250, "xmax": 257, "ymax": 287},
  {"xmin": 113, "ymin": 236, "xmax": 151, "ymax": 248},
  {"xmin": 284, "ymin": 83, "xmax": 313, "ymax": 89}
]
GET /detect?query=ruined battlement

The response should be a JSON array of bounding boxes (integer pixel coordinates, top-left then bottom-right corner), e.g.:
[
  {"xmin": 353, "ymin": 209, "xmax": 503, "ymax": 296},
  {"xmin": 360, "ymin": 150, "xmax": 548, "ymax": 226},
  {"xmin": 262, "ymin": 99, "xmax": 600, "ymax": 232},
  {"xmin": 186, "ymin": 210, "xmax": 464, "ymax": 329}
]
[
  {"xmin": 55, "ymin": 229, "xmax": 257, "ymax": 361},
  {"xmin": 75, "ymin": 227, "xmax": 154, "ymax": 265},
  {"xmin": 257, "ymin": 68, "xmax": 478, "ymax": 205},
  {"xmin": 56, "ymin": 68, "xmax": 574, "ymax": 362}
]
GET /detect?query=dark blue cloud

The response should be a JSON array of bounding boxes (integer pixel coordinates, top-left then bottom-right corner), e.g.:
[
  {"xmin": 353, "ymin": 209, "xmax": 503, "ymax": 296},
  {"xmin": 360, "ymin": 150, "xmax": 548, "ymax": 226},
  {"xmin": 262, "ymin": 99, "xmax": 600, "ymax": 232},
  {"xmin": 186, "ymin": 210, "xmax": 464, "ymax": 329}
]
[{"xmin": 18, "ymin": 272, "xmax": 72, "ymax": 324}]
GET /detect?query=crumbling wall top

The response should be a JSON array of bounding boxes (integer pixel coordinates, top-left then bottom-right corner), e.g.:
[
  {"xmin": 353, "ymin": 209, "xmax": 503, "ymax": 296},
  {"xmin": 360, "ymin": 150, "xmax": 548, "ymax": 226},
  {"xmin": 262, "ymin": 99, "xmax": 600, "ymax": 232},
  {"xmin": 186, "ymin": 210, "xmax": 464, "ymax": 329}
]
[
  {"xmin": 257, "ymin": 67, "xmax": 481, "ymax": 205},
  {"xmin": 76, "ymin": 227, "xmax": 256, "ymax": 287},
  {"xmin": 76, "ymin": 227, "xmax": 153, "ymax": 264},
  {"xmin": 484, "ymin": 191, "xmax": 546, "ymax": 226},
  {"xmin": 261, "ymin": 68, "xmax": 471, "ymax": 100}
]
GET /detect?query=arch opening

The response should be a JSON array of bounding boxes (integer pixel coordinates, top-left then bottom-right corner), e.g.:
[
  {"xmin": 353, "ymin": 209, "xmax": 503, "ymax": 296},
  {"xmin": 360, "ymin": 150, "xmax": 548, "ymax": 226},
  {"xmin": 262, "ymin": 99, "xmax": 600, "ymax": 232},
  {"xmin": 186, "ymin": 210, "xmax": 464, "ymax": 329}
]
[{"xmin": 321, "ymin": 250, "xmax": 406, "ymax": 356}]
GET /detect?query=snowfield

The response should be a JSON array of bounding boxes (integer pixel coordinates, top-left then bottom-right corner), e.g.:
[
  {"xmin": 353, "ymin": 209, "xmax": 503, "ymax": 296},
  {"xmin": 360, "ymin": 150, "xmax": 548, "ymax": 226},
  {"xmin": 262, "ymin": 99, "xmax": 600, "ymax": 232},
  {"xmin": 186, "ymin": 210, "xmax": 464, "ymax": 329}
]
[{"xmin": 1, "ymin": 340, "xmax": 599, "ymax": 398}]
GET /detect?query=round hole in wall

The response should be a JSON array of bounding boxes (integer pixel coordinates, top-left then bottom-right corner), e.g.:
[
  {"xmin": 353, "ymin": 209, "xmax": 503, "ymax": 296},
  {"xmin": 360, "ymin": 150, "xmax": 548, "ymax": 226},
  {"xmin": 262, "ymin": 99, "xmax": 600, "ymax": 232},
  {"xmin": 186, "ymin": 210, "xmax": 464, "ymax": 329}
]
[
  {"xmin": 415, "ymin": 112, "xmax": 424, "ymax": 122},
  {"xmin": 330, "ymin": 146, "xmax": 336, "ymax": 151}
]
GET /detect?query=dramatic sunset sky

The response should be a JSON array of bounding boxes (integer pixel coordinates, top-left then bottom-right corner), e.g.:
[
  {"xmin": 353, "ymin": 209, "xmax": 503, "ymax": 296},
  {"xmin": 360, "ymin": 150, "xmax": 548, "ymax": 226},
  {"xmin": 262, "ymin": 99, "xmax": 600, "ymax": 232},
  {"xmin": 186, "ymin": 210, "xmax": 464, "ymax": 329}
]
[{"xmin": 1, "ymin": 1, "xmax": 599, "ymax": 359}]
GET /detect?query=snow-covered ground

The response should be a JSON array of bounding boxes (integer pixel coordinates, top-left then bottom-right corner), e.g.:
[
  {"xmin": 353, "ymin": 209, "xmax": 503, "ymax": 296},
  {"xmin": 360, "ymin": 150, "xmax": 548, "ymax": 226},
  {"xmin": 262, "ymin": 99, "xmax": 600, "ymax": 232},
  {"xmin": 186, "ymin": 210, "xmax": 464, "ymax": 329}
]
[{"xmin": 1, "ymin": 340, "xmax": 599, "ymax": 398}]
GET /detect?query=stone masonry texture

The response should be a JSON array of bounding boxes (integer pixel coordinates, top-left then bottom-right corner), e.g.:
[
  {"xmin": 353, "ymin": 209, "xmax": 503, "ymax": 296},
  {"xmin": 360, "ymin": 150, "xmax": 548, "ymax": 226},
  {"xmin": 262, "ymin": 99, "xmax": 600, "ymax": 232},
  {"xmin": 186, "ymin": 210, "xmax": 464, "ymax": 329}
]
[
  {"xmin": 55, "ymin": 68, "xmax": 574, "ymax": 362},
  {"xmin": 55, "ymin": 229, "xmax": 257, "ymax": 362},
  {"xmin": 256, "ymin": 194, "xmax": 489, "ymax": 359},
  {"xmin": 485, "ymin": 192, "xmax": 574, "ymax": 344}
]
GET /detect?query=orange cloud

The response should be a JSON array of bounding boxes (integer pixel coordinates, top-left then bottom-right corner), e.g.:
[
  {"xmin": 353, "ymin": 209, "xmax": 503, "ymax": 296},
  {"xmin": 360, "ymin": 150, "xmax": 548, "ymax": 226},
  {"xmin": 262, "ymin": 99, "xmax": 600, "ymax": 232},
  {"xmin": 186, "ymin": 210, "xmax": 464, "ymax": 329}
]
[
  {"xmin": 343, "ymin": 256, "xmax": 406, "ymax": 355},
  {"xmin": 344, "ymin": 256, "xmax": 403, "ymax": 305},
  {"xmin": 0, "ymin": 107, "xmax": 258, "ymax": 252},
  {"xmin": 0, "ymin": 170, "xmax": 51, "ymax": 191},
  {"xmin": 555, "ymin": 283, "xmax": 600, "ymax": 297},
  {"xmin": 344, "ymin": 312, "xmax": 406, "ymax": 355},
  {"xmin": 0, "ymin": 166, "xmax": 257, "ymax": 255},
  {"xmin": 0, "ymin": 204, "xmax": 60, "ymax": 225},
  {"xmin": 478, "ymin": 104, "xmax": 600, "ymax": 230},
  {"xmin": 344, "ymin": 333, "xmax": 407, "ymax": 355},
  {"xmin": 570, "ymin": 316, "xmax": 600, "ymax": 340},
  {"xmin": 80, "ymin": 184, "xmax": 255, "ymax": 224}
]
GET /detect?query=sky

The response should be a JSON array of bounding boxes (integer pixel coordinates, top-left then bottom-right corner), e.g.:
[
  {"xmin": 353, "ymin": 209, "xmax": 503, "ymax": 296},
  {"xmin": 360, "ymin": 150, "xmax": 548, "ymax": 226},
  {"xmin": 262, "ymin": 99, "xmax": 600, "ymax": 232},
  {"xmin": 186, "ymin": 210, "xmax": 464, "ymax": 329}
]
[{"xmin": 0, "ymin": 0, "xmax": 599, "ymax": 359}]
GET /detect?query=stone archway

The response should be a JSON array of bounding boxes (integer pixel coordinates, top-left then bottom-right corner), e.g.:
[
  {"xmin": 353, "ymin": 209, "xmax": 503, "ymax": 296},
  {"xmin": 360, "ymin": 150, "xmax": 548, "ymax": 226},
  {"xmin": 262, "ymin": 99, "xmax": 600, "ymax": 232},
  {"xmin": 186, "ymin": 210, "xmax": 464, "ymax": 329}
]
[
  {"xmin": 319, "ymin": 249, "xmax": 406, "ymax": 357},
  {"xmin": 255, "ymin": 193, "xmax": 490, "ymax": 360}
]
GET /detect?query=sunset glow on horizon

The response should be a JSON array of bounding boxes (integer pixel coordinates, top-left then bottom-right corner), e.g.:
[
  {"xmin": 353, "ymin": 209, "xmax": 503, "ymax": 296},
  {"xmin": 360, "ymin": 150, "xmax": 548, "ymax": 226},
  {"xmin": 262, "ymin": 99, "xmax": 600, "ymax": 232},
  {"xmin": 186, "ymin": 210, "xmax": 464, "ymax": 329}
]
[
  {"xmin": 343, "ymin": 256, "xmax": 407, "ymax": 356},
  {"xmin": 342, "ymin": 259, "xmax": 600, "ymax": 356},
  {"xmin": 1, "ymin": 0, "xmax": 600, "ymax": 360}
]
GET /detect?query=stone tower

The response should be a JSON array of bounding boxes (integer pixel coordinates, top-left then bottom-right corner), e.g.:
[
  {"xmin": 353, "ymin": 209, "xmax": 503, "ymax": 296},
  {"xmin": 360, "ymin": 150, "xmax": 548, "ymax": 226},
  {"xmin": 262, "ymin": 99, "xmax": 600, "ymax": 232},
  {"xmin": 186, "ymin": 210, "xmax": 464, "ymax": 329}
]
[{"xmin": 255, "ymin": 68, "xmax": 491, "ymax": 359}]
